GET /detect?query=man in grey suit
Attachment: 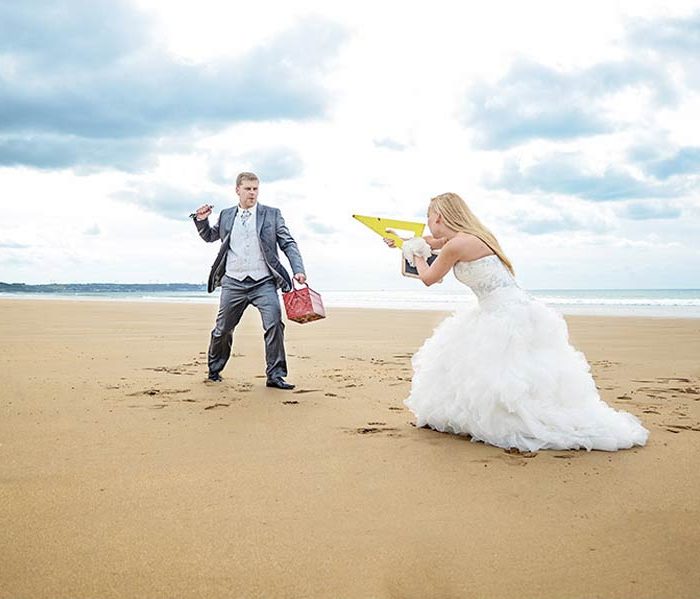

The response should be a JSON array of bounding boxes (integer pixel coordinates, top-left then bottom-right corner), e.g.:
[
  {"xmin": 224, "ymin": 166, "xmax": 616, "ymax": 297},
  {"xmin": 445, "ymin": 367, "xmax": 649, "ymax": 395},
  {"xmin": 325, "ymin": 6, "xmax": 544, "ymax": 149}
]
[{"xmin": 192, "ymin": 172, "xmax": 306, "ymax": 389}]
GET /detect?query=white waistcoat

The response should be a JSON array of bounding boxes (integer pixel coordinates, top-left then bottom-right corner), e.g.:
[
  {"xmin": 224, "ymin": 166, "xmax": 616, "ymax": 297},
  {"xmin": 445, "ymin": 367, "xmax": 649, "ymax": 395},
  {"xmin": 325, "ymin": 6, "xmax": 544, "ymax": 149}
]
[{"xmin": 225, "ymin": 204, "xmax": 271, "ymax": 281}]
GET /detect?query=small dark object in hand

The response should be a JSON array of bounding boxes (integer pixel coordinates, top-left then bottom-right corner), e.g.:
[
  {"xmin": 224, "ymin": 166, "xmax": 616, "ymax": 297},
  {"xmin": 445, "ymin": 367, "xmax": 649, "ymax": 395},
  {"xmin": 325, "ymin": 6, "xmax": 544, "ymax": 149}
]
[{"xmin": 189, "ymin": 205, "xmax": 214, "ymax": 219}]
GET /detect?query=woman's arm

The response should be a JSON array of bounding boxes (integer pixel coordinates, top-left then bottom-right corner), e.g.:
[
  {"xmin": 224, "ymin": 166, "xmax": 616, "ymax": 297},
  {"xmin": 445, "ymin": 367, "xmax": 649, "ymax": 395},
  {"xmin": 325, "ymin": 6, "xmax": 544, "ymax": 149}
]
[
  {"xmin": 414, "ymin": 236, "xmax": 476, "ymax": 286},
  {"xmin": 383, "ymin": 231, "xmax": 446, "ymax": 250},
  {"xmin": 414, "ymin": 242, "xmax": 457, "ymax": 286},
  {"xmin": 424, "ymin": 235, "xmax": 448, "ymax": 250}
]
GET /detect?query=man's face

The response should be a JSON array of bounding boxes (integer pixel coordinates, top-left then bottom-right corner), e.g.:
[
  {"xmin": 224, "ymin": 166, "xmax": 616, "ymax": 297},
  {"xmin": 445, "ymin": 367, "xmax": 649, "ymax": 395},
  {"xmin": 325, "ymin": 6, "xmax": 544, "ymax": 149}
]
[{"xmin": 236, "ymin": 179, "xmax": 259, "ymax": 209}]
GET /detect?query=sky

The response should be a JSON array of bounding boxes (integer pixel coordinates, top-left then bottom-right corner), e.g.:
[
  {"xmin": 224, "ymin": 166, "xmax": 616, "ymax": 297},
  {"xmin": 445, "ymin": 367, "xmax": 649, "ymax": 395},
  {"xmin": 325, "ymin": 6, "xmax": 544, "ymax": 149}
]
[{"xmin": 1, "ymin": 0, "xmax": 699, "ymax": 290}]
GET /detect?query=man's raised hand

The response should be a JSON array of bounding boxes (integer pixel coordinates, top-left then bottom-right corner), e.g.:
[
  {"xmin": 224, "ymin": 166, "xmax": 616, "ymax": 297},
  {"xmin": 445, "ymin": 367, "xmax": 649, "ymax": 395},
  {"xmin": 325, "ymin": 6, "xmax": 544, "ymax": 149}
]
[{"xmin": 193, "ymin": 204, "xmax": 213, "ymax": 221}]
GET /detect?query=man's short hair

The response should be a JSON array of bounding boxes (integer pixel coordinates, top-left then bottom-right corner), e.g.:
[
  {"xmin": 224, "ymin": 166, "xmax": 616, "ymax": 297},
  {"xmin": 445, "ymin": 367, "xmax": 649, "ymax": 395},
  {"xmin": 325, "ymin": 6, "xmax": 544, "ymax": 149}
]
[{"xmin": 236, "ymin": 172, "xmax": 259, "ymax": 187}]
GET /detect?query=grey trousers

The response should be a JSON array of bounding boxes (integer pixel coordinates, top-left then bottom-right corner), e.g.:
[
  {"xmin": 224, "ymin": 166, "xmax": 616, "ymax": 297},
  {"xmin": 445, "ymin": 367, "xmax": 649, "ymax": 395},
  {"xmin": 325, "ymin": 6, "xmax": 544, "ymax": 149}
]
[{"xmin": 208, "ymin": 275, "xmax": 287, "ymax": 380}]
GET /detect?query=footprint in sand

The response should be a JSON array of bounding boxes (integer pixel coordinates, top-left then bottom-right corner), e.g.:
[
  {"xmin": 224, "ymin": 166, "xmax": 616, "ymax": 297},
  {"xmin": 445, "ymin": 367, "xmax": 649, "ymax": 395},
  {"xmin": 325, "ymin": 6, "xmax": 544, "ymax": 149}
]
[
  {"xmin": 143, "ymin": 366, "xmax": 193, "ymax": 376},
  {"xmin": 354, "ymin": 427, "xmax": 384, "ymax": 434},
  {"xmin": 349, "ymin": 422, "xmax": 401, "ymax": 437},
  {"xmin": 670, "ymin": 386, "xmax": 700, "ymax": 396},
  {"xmin": 662, "ymin": 423, "xmax": 700, "ymax": 433},
  {"xmin": 370, "ymin": 358, "xmax": 403, "ymax": 366},
  {"xmin": 127, "ymin": 388, "xmax": 191, "ymax": 397},
  {"xmin": 592, "ymin": 360, "xmax": 619, "ymax": 369},
  {"xmin": 204, "ymin": 403, "xmax": 229, "ymax": 410},
  {"xmin": 503, "ymin": 448, "xmax": 538, "ymax": 458},
  {"xmin": 282, "ymin": 400, "xmax": 299, "ymax": 405},
  {"xmin": 128, "ymin": 388, "xmax": 161, "ymax": 396},
  {"xmin": 492, "ymin": 449, "xmax": 539, "ymax": 466}
]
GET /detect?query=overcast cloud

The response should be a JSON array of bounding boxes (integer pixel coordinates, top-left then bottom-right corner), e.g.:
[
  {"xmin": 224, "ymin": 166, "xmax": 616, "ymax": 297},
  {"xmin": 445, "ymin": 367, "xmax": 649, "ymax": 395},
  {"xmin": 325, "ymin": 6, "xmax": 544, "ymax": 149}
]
[{"xmin": 0, "ymin": 1, "xmax": 698, "ymax": 289}]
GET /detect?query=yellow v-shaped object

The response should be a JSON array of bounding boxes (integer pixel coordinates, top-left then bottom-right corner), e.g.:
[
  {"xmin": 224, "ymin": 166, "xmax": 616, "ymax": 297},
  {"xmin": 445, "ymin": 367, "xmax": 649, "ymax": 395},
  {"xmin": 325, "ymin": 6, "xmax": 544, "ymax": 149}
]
[{"xmin": 352, "ymin": 214, "xmax": 425, "ymax": 249}]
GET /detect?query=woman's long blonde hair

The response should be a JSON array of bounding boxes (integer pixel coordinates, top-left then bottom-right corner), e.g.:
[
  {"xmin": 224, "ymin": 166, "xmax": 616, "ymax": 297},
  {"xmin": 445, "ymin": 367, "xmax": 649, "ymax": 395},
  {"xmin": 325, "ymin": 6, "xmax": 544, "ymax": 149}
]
[{"xmin": 429, "ymin": 192, "xmax": 514, "ymax": 275}]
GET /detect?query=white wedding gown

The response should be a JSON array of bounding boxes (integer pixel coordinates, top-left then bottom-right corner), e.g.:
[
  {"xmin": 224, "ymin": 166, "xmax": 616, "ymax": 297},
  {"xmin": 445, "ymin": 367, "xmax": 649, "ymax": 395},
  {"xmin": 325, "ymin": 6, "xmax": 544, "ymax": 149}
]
[{"xmin": 405, "ymin": 255, "xmax": 649, "ymax": 452}]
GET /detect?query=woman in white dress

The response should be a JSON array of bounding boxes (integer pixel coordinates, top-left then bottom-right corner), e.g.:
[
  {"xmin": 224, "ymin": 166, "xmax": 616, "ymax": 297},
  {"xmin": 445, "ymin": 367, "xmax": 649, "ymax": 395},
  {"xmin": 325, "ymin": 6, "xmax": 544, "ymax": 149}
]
[{"xmin": 388, "ymin": 192, "xmax": 648, "ymax": 452}]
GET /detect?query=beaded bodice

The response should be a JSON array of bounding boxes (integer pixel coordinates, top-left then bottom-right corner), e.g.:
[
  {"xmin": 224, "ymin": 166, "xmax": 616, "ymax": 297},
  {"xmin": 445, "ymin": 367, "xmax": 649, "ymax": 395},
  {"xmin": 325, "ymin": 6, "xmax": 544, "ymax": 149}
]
[{"xmin": 452, "ymin": 255, "xmax": 521, "ymax": 302}]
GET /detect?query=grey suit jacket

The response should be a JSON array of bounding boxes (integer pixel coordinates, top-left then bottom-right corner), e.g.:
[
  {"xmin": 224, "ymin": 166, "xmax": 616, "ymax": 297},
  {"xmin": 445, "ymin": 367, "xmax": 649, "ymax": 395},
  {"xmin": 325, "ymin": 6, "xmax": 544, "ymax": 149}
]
[{"xmin": 194, "ymin": 204, "xmax": 305, "ymax": 293}]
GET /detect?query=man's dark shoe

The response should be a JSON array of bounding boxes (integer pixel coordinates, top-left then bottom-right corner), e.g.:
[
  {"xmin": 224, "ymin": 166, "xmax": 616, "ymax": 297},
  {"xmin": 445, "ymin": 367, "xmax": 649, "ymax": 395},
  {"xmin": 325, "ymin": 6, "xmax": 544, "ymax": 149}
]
[
  {"xmin": 207, "ymin": 372, "xmax": 223, "ymax": 382},
  {"xmin": 266, "ymin": 378, "xmax": 295, "ymax": 390}
]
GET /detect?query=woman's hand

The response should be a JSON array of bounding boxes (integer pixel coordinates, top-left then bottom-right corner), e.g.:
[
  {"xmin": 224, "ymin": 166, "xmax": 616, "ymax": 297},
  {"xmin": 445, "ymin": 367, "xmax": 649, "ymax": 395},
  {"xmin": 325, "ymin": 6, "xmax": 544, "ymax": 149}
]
[
  {"xmin": 382, "ymin": 229, "xmax": 406, "ymax": 247},
  {"xmin": 383, "ymin": 228, "xmax": 408, "ymax": 249}
]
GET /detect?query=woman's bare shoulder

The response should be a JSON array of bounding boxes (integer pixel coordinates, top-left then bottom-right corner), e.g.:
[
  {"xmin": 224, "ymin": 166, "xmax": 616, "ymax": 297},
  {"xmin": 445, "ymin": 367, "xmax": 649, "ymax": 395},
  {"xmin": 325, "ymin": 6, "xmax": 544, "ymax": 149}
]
[{"xmin": 446, "ymin": 233, "xmax": 494, "ymax": 260}]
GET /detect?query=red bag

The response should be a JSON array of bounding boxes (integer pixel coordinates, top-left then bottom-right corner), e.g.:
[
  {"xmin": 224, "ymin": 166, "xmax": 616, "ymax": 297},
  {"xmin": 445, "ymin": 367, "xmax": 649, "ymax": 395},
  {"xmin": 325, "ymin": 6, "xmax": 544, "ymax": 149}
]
[{"xmin": 282, "ymin": 283, "xmax": 326, "ymax": 324}]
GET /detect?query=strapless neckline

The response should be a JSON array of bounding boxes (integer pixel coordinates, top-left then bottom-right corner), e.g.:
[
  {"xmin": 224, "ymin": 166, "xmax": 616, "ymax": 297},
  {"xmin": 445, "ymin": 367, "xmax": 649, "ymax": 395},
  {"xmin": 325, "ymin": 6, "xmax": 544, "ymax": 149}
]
[{"xmin": 455, "ymin": 254, "xmax": 499, "ymax": 267}]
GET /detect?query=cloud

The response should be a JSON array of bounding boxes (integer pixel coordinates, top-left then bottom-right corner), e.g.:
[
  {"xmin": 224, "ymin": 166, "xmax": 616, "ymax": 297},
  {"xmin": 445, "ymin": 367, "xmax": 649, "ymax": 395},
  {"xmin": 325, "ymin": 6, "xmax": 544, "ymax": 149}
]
[
  {"xmin": 305, "ymin": 216, "xmax": 337, "ymax": 235},
  {"xmin": 0, "ymin": 1, "xmax": 348, "ymax": 171},
  {"xmin": 0, "ymin": 135, "xmax": 158, "ymax": 172},
  {"xmin": 463, "ymin": 12, "xmax": 700, "ymax": 150},
  {"xmin": 374, "ymin": 138, "xmax": 408, "ymax": 151},
  {"xmin": 618, "ymin": 201, "xmax": 683, "ymax": 220},
  {"xmin": 502, "ymin": 203, "xmax": 614, "ymax": 235},
  {"xmin": 207, "ymin": 160, "xmax": 232, "ymax": 186},
  {"xmin": 83, "ymin": 224, "xmax": 101, "ymax": 236},
  {"xmin": 629, "ymin": 11, "xmax": 700, "ymax": 72},
  {"xmin": 244, "ymin": 148, "xmax": 304, "ymax": 183},
  {"xmin": 0, "ymin": 241, "xmax": 30, "ymax": 249},
  {"xmin": 207, "ymin": 147, "xmax": 304, "ymax": 186},
  {"xmin": 0, "ymin": 1, "xmax": 149, "ymax": 69},
  {"xmin": 488, "ymin": 154, "xmax": 679, "ymax": 201},
  {"xmin": 464, "ymin": 58, "xmax": 674, "ymax": 149},
  {"xmin": 113, "ymin": 183, "xmax": 229, "ymax": 221},
  {"xmin": 632, "ymin": 146, "xmax": 700, "ymax": 180}
]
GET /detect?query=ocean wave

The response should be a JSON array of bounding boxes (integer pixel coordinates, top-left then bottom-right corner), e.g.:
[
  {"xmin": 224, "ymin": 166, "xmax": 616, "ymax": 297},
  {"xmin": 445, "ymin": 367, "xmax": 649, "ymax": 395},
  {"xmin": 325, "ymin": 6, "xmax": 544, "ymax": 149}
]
[{"xmin": 538, "ymin": 297, "xmax": 700, "ymax": 307}]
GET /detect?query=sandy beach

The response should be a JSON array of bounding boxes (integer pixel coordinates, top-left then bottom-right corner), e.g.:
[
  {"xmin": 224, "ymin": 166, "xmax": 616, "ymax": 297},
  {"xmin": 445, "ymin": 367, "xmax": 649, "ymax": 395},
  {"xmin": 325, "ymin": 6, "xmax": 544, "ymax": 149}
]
[{"xmin": 1, "ymin": 298, "xmax": 699, "ymax": 599}]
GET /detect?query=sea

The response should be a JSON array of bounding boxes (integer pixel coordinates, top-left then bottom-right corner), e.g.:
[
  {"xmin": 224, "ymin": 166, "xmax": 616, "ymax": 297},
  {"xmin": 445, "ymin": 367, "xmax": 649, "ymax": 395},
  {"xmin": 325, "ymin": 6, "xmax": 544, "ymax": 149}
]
[{"xmin": 1, "ymin": 283, "xmax": 699, "ymax": 318}]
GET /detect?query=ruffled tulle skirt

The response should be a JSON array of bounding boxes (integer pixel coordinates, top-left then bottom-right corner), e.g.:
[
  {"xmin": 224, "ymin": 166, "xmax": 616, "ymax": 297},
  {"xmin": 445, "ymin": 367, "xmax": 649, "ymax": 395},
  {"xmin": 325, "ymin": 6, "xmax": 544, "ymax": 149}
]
[{"xmin": 405, "ymin": 289, "xmax": 649, "ymax": 452}]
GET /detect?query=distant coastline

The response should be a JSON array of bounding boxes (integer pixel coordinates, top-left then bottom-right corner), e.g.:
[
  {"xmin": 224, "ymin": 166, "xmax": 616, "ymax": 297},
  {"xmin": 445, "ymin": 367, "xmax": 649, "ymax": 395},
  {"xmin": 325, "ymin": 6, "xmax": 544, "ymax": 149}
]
[{"xmin": 0, "ymin": 282, "xmax": 207, "ymax": 294}]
